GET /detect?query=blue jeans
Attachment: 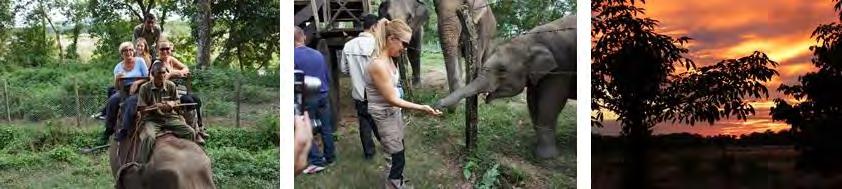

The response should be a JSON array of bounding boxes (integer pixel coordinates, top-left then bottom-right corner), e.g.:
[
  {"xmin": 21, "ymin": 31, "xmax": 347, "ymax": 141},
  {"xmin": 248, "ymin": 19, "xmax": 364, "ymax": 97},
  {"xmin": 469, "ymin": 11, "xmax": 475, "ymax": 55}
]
[
  {"xmin": 308, "ymin": 95, "xmax": 335, "ymax": 166},
  {"xmin": 105, "ymin": 93, "xmax": 139, "ymax": 141}
]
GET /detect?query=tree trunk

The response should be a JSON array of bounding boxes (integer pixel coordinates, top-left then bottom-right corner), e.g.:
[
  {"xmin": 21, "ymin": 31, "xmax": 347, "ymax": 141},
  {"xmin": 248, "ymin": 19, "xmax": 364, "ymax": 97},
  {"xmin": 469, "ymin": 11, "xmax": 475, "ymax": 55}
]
[
  {"xmin": 39, "ymin": 0, "xmax": 63, "ymax": 64},
  {"xmin": 196, "ymin": 0, "xmax": 212, "ymax": 69},
  {"xmin": 622, "ymin": 102, "xmax": 651, "ymax": 189}
]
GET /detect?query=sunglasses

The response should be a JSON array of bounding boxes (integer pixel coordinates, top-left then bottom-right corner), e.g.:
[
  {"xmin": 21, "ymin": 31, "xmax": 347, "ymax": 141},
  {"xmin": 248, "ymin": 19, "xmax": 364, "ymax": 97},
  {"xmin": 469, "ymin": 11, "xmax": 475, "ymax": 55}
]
[
  {"xmin": 121, "ymin": 48, "xmax": 134, "ymax": 52},
  {"xmin": 159, "ymin": 47, "xmax": 171, "ymax": 51},
  {"xmin": 391, "ymin": 36, "xmax": 410, "ymax": 48}
]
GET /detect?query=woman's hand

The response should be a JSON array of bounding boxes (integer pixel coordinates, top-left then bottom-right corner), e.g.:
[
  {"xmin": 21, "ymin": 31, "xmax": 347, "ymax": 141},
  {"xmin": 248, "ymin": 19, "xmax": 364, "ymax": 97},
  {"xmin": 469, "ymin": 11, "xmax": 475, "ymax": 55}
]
[{"xmin": 418, "ymin": 105, "xmax": 442, "ymax": 116}]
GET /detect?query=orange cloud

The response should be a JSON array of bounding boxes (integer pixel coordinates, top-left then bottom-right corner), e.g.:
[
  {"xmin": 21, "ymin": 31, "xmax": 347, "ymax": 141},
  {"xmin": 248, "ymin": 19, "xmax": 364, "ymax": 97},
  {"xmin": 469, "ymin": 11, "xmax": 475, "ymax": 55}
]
[{"xmin": 595, "ymin": 0, "xmax": 838, "ymax": 136}]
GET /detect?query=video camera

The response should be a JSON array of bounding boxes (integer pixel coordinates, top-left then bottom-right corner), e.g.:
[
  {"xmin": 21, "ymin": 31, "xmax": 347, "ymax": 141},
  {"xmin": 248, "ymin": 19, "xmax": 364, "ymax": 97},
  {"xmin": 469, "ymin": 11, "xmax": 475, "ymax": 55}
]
[{"xmin": 293, "ymin": 70, "xmax": 323, "ymax": 130}]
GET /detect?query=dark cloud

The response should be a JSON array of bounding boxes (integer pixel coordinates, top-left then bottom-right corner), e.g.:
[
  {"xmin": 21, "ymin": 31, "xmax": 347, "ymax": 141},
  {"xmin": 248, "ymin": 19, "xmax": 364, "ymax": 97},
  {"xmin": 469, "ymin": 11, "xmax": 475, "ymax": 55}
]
[{"xmin": 596, "ymin": 0, "xmax": 838, "ymax": 136}]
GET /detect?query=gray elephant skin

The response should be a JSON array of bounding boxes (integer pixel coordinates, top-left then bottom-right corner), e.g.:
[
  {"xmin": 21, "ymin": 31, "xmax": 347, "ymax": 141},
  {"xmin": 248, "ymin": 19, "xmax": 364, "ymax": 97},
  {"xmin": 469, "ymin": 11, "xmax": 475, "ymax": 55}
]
[
  {"xmin": 380, "ymin": 0, "xmax": 496, "ymax": 91},
  {"xmin": 435, "ymin": 15, "xmax": 576, "ymax": 159},
  {"xmin": 109, "ymin": 134, "xmax": 216, "ymax": 189},
  {"xmin": 378, "ymin": 0, "xmax": 429, "ymax": 85}
]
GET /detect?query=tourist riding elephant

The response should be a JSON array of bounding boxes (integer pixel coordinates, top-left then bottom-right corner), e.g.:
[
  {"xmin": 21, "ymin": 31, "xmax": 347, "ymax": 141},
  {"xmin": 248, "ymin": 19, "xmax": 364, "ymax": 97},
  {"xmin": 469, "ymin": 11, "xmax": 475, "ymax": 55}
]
[
  {"xmin": 434, "ymin": 15, "xmax": 576, "ymax": 159},
  {"xmin": 380, "ymin": 0, "xmax": 496, "ymax": 91},
  {"xmin": 378, "ymin": 0, "xmax": 429, "ymax": 86},
  {"xmin": 109, "ymin": 134, "xmax": 216, "ymax": 189}
]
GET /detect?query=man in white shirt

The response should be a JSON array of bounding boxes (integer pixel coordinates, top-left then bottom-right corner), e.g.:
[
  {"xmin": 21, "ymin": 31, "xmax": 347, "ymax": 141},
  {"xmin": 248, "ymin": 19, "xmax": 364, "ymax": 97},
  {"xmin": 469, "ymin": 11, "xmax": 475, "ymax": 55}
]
[{"xmin": 342, "ymin": 14, "xmax": 382, "ymax": 160}]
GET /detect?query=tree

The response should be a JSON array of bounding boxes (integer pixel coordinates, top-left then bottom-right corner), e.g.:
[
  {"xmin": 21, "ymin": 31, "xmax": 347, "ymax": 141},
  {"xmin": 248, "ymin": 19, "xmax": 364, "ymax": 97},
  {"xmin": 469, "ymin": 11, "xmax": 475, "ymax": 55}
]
[
  {"xmin": 87, "ymin": 0, "xmax": 135, "ymax": 63},
  {"xmin": 771, "ymin": 0, "xmax": 842, "ymax": 172},
  {"xmin": 0, "ymin": 0, "xmax": 14, "ymax": 64},
  {"xmin": 62, "ymin": 0, "xmax": 89, "ymax": 61},
  {"xmin": 5, "ymin": 0, "xmax": 59, "ymax": 67},
  {"xmin": 212, "ymin": 0, "xmax": 279, "ymax": 71},
  {"xmin": 195, "ymin": 0, "xmax": 211, "ymax": 69},
  {"xmin": 491, "ymin": 0, "xmax": 575, "ymax": 39},
  {"xmin": 591, "ymin": 0, "xmax": 778, "ymax": 187}
]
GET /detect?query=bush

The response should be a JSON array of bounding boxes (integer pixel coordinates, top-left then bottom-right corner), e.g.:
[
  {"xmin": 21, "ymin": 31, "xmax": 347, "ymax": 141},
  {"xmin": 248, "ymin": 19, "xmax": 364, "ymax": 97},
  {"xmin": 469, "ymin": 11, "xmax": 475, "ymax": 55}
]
[
  {"xmin": 205, "ymin": 127, "xmax": 273, "ymax": 151},
  {"xmin": 208, "ymin": 147, "xmax": 279, "ymax": 186},
  {"xmin": 47, "ymin": 146, "xmax": 82, "ymax": 163}
]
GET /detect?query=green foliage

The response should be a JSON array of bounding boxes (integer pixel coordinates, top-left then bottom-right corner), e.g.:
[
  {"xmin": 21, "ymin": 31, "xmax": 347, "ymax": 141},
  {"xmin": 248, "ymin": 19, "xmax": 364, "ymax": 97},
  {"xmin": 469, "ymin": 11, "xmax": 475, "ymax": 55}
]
[
  {"xmin": 205, "ymin": 127, "xmax": 275, "ymax": 151},
  {"xmin": 211, "ymin": 0, "xmax": 280, "ymax": 70},
  {"xmin": 491, "ymin": 0, "xmax": 576, "ymax": 39},
  {"xmin": 478, "ymin": 164, "xmax": 501, "ymax": 189},
  {"xmin": 46, "ymin": 146, "xmax": 81, "ymax": 163},
  {"xmin": 207, "ymin": 147, "xmax": 279, "ymax": 187},
  {"xmin": 87, "ymin": 0, "xmax": 135, "ymax": 64},
  {"xmin": 0, "ymin": 0, "xmax": 14, "ymax": 60},
  {"xmin": 0, "ymin": 123, "xmax": 279, "ymax": 187},
  {"xmin": 6, "ymin": 24, "xmax": 57, "ymax": 67}
]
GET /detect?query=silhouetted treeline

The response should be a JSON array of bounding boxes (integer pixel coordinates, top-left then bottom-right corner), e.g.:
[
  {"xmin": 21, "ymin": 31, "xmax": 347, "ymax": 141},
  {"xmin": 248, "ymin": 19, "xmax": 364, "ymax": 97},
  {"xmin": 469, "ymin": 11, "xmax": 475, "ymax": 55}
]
[{"xmin": 593, "ymin": 129, "xmax": 795, "ymax": 152}]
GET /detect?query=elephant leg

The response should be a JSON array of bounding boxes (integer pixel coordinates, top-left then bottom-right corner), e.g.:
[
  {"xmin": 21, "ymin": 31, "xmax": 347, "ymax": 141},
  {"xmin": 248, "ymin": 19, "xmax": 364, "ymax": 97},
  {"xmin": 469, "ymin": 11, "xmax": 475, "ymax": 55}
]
[
  {"xmin": 528, "ymin": 75, "xmax": 571, "ymax": 159},
  {"xmin": 409, "ymin": 29, "xmax": 423, "ymax": 86},
  {"xmin": 436, "ymin": 3, "xmax": 464, "ymax": 93}
]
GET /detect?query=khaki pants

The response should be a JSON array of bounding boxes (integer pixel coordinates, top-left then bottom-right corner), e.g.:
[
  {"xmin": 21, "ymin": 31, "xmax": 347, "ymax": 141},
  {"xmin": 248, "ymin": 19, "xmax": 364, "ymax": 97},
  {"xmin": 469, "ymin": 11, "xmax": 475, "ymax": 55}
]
[
  {"xmin": 368, "ymin": 103, "xmax": 404, "ymax": 154},
  {"xmin": 139, "ymin": 117, "xmax": 196, "ymax": 163}
]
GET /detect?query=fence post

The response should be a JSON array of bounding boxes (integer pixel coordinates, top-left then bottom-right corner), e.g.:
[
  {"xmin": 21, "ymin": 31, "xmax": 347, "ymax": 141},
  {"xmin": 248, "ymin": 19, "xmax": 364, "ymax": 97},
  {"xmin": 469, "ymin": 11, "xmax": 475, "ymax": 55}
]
[
  {"xmin": 75, "ymin": 79, "xmax": 82, "ymax": 128},
  {"xmin": 3, "ymin": 79, "xmax": 10, "ymax": 122},
  {"xmin": 235, "ymin": 74, "xmax": 241, "ymax": 128},
  {"xmin": 458, "ymin": 4, "xmax": 479, "ymax": 155}
]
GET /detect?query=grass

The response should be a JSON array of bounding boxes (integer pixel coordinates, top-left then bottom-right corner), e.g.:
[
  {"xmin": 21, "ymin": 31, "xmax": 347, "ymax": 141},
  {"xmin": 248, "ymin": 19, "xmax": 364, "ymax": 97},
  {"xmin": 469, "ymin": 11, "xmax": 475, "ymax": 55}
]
[
  {"xmin": 592, "ymin": 146, "xmax": 798, "ymax": 188},
  {"xmin": 295, "ymin": 51, "xmax": 576, "ymax": 188},
  {"xmin": 0, "ymin": 117, "xmax": 280, "ymax": 188}
]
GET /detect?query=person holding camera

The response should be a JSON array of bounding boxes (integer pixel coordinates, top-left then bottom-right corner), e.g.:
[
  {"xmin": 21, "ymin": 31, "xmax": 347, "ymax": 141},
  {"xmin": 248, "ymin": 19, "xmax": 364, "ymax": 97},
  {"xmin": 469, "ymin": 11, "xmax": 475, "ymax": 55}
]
[
  {"xmin": 366, "ymin": 19, "xmax": 442, "ymax": 189},
  {"xmin": 294, "ymin": 112, "xmax": 313, "ymax": 176},
  {"xmin": 342, "ymin": 14, "xmax": 382, "ymax": 160},
  {"xmin": 294, "ymin": 26, "xmax": 335, "ymax": 174}
]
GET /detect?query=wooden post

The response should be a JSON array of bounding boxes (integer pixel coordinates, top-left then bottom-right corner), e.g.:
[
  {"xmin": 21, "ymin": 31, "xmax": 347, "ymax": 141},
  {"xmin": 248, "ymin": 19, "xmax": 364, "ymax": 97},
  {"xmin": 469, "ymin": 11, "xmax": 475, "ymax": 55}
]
[
  {"xmin": 3, "ymin": 79, "xmax": 10, "ymax": 122},
  {"xmin": 396, "ymin": 53, "xmax": 413, "ymax": 99},
  {"xmin": 74, "ymin": 79, "xmax": 81, "ymax": 127},
  {"xmin": 458, "ymin": 5, "xmax": 479, "ymax": 155},
  {"xmin": 235, "ymin": 74, "xmax": 241, "ymax": 128}
]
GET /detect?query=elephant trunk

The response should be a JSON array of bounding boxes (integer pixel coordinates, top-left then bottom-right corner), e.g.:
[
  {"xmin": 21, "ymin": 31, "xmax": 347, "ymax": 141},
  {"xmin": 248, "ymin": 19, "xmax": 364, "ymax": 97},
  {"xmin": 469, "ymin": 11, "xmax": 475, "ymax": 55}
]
[{"xmin": 435, "ymin": 74, "xmax": 490, "ymax": 108}]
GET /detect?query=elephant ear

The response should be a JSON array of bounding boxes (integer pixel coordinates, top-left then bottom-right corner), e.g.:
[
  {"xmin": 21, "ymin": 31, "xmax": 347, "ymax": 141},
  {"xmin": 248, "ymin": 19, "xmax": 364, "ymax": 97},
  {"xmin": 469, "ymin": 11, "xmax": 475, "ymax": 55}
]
[
  {"xmin": 115, "ymin": 162, "xmax": 142, "ymax": 189},
  {"xmin": 527, "ymin": 46, "xmax": 558, "ymax": 86}
]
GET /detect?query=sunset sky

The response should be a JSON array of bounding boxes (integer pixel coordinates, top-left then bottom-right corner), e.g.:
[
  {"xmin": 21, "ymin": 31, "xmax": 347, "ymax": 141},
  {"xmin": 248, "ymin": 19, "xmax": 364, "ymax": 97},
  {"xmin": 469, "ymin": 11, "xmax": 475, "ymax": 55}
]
[{"xmin": 595, "ymin": 0, "xmax": 839, "ymax": 136}]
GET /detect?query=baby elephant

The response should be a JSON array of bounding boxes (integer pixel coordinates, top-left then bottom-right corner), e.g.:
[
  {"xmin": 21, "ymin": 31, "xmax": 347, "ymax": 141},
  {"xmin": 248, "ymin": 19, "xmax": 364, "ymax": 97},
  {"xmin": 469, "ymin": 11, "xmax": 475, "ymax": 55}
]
[{"xmin": 435, "ymin": 15, "xmax": 576, "ymax": 158}]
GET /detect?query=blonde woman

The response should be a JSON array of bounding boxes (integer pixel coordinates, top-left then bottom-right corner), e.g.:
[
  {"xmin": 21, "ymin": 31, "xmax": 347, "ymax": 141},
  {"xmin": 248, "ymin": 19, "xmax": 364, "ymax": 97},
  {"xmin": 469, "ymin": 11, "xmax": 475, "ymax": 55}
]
[
  {"xmin": 365, "ymin": 19, "xmax": 441, "ymax": 188},
  {"xmin": 135, "ymin": 37, "xmax": 152, "ymax": 68},
  {"xmin": 157, "ymin": 40, "xmax": 208, "ymax": 142},
  {"xmin": 102, "ymin": 42, "xmax": 149, "ymax": 144}
]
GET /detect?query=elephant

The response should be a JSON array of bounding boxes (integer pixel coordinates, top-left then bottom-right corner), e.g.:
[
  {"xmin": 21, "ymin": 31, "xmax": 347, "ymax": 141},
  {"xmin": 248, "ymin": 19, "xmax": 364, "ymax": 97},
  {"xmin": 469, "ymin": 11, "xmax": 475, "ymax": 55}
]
[
  {"xmin": 434, "ymin": 0, "xmax": 497, "ymax": 93},
  {"xmin": 434, "ymin": 15, "xmax": 576, "ymax": 159},
  {"xmin": 109, "ymin": 134, "xmax": 216, "ymax": 189},
  {"xmin": 378, "ymin": 0, "xmax": 430, "ymax": 86},
  {"xmin": 380, "ymin": 0, "xmax": 496, "ymax": 92}
]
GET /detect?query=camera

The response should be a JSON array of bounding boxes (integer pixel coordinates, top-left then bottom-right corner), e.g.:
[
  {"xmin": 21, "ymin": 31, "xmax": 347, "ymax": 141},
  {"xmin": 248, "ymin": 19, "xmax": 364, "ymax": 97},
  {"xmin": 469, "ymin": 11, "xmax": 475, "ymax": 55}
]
[{"xmin": 294, "ymin": 70, "xmax": 323, "ymax": 129}]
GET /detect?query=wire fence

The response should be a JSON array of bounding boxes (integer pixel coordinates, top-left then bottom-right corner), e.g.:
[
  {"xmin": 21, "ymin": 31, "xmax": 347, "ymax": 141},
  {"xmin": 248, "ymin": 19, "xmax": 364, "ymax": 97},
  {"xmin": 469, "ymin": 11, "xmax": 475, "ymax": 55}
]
[{"xmin": 0, "ymin": 79, "xmax": 279, "ymax": 127}]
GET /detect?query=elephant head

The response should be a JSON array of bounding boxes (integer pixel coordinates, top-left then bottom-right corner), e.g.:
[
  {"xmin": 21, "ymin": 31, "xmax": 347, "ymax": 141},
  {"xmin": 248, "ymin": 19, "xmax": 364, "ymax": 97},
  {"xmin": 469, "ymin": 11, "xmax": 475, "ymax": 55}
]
[
  {"xmin": 378, "ymin": 0, "xmax": 428, "ymax": 30},
  {"xmin": 435, "ymin": 39, "xmax": 559, "ymax": 108},
  {"xmin": 115, "ymin": 163, "xmax": 144, "ymax": 189}
]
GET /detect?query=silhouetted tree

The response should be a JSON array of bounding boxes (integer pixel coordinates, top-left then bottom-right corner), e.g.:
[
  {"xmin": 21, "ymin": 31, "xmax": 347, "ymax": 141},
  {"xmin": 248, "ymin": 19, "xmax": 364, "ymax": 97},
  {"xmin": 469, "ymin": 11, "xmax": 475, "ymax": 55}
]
[
  {"xmin": 771, "ymin": 0, "xmax": 842, "ymax": 173},
  {"xmin": 592, "ymin": 0, "xmax": 779, "ymax": 187}
]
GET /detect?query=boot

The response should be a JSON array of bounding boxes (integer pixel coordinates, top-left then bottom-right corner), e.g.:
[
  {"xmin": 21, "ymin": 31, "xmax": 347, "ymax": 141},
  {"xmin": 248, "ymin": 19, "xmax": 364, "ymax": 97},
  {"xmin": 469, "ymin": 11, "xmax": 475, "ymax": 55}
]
[
  {"xmin": 195, "ymin": 133, "xmax": 206, "ymax": 145},
  {"xmin": 198, "ymin": 126, "xmax": 210, "ymax": 138}
]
